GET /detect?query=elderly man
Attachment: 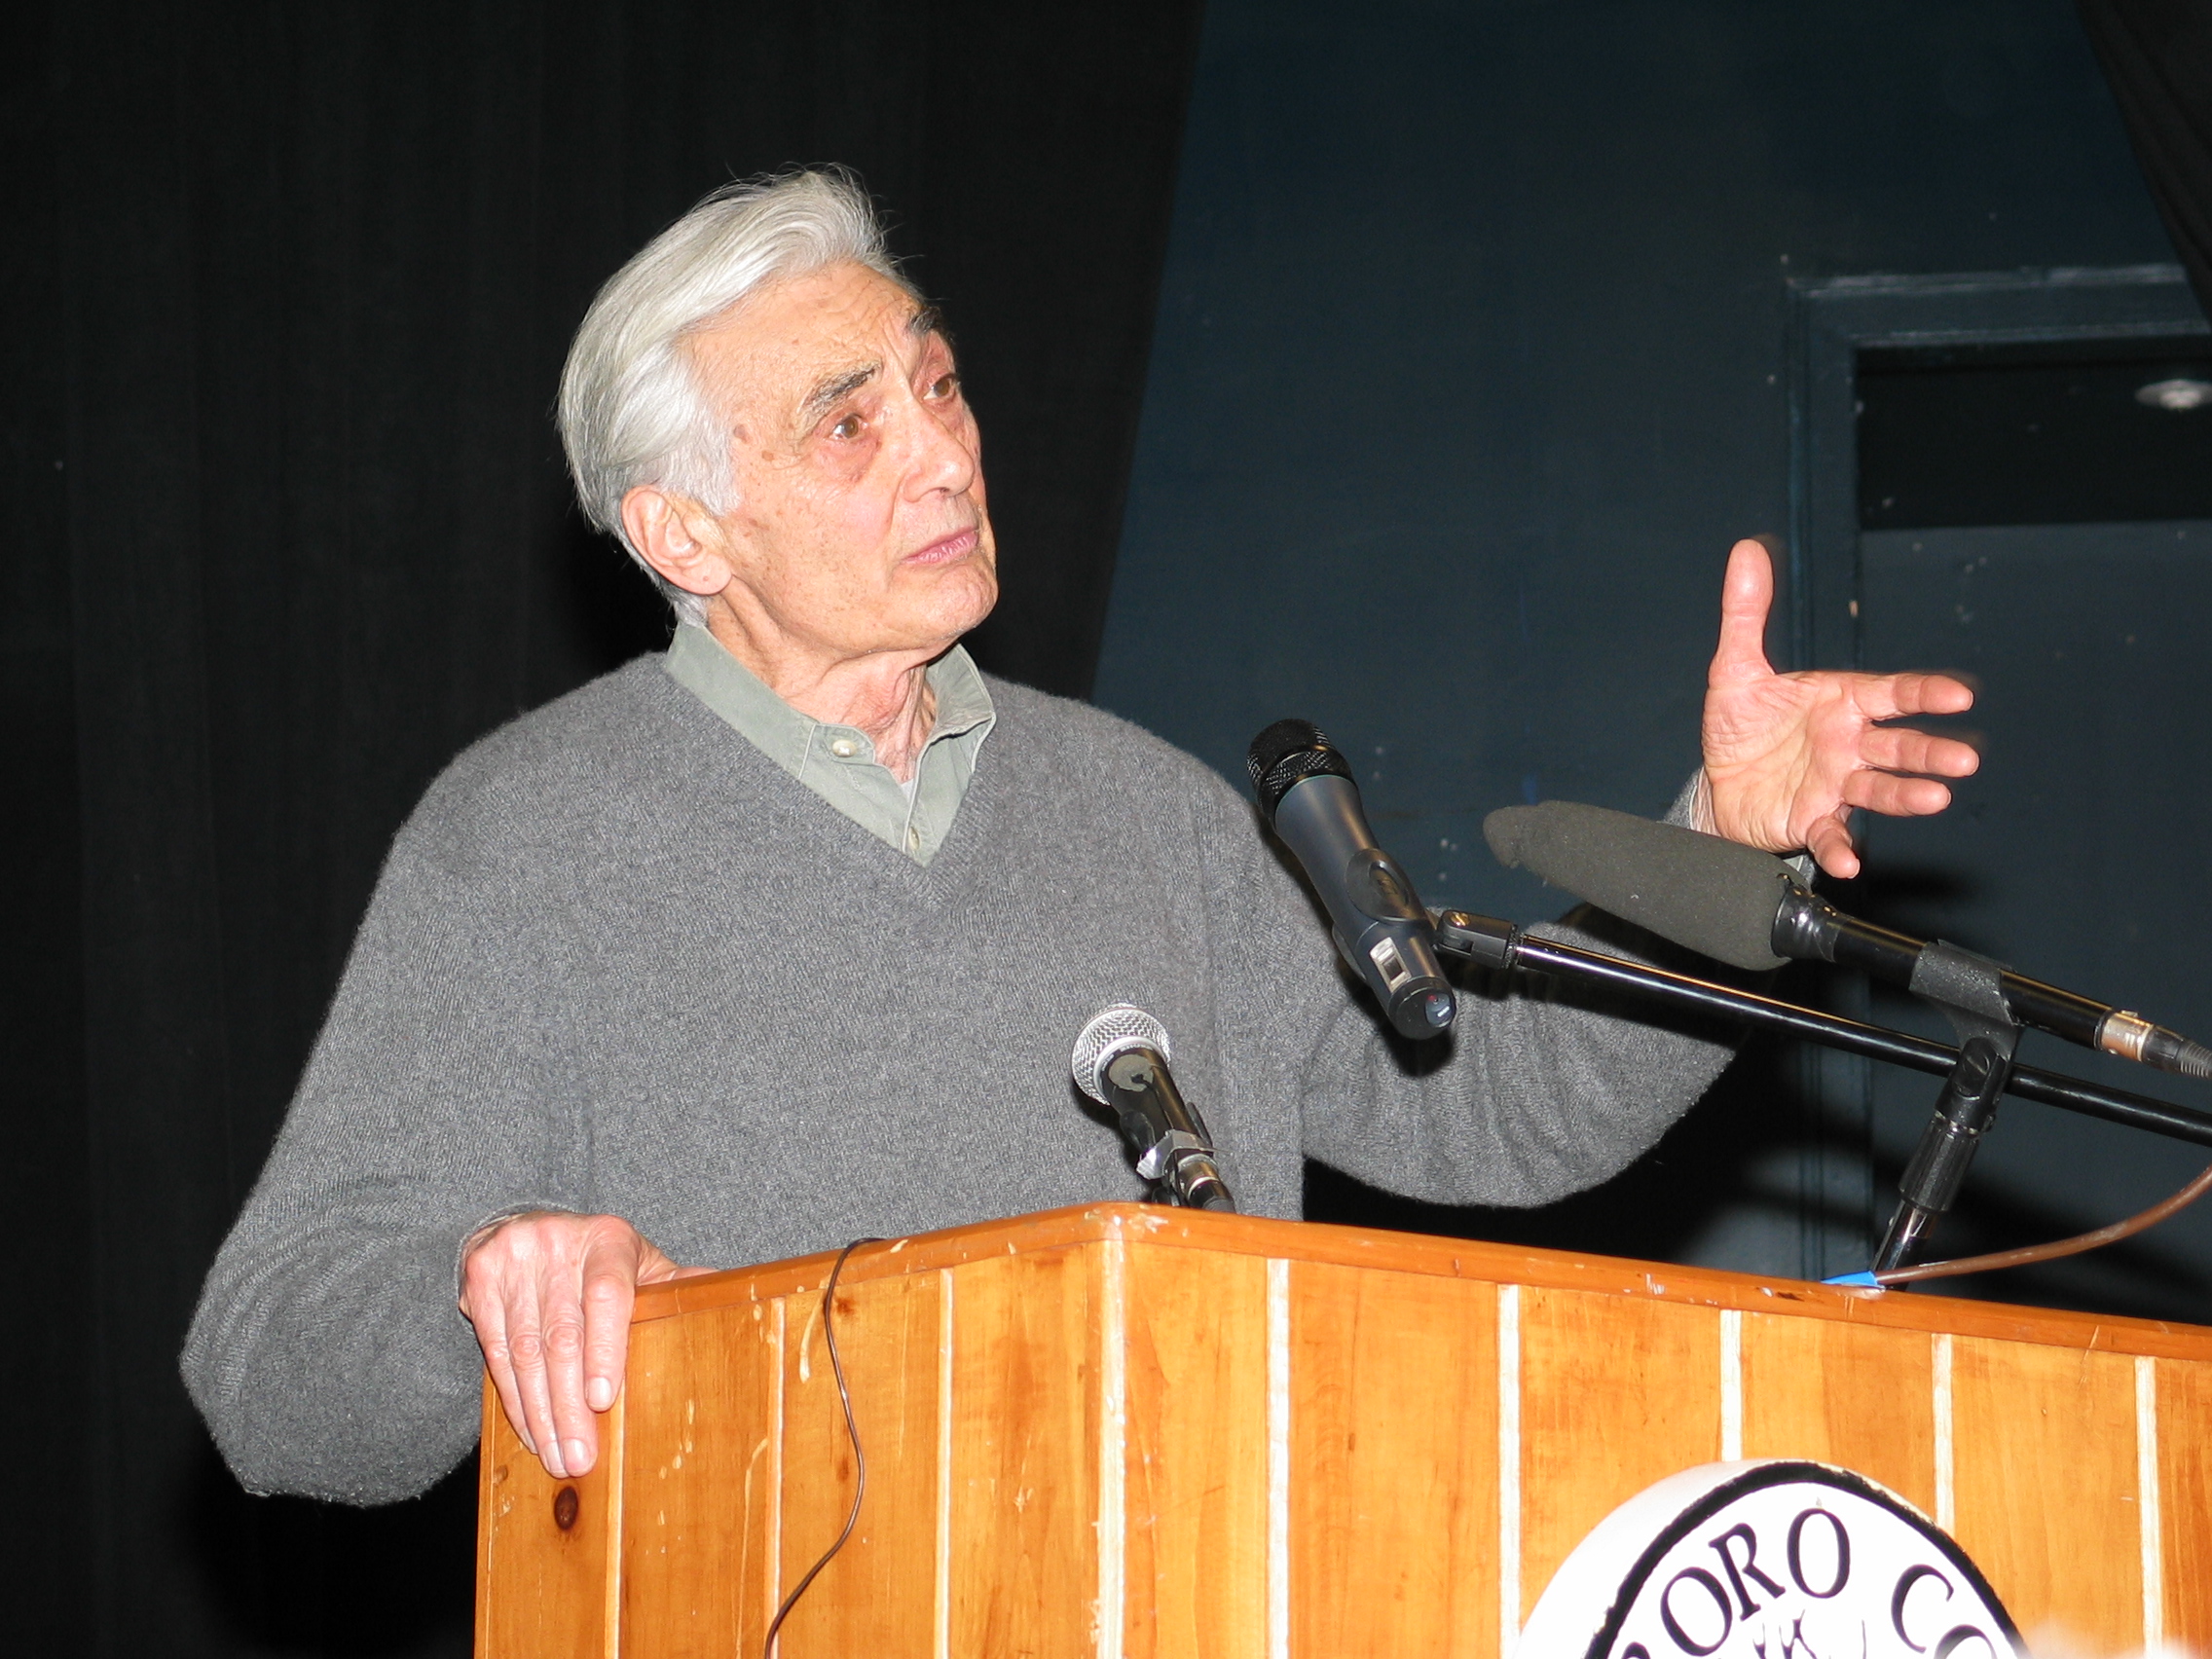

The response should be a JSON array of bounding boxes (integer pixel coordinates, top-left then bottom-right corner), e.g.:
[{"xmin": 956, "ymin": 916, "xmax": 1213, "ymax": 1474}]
[{"xmin": 182, "ymin": 170, "xmax": 1975, "ymax": 1504}]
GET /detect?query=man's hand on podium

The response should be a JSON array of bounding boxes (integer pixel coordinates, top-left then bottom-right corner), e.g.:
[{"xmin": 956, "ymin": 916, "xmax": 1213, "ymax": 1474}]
[
  {"xmin": 460, "ymin": 1211, "xmax": 706, "ymax": 1481},
  {"xmin": 1700, "ymin": 538, "xmax": 1979, "ymax": 879}
]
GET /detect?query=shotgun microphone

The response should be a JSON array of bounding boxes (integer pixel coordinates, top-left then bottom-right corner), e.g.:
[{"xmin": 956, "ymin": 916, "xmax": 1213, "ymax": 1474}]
[
  {"xmin": 1484, "ymin": 798, "xmax": 2212, "ymax": 1079},
  {"xmin": 1246, "ymin": 719, "xmax": 1456, "ymax": 1040}
]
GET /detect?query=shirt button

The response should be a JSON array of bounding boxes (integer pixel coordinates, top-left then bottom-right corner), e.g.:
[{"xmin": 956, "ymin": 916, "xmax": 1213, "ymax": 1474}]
[
  {"xmin": 828, "ymin": 737, "xmax": 859, "ymax": 758},
  {"xmin": 906, "ymin": 825, "xmax": 922, "ymax": 851}
]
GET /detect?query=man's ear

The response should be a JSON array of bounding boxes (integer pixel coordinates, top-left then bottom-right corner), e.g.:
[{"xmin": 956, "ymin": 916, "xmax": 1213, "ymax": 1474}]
[{"xmin": 620, "ymin": 486, "xmax": 734, "ymax": 598}]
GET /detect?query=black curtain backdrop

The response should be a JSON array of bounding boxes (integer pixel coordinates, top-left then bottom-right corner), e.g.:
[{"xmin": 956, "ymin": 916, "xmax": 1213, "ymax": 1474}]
[
  {"xmin": 2079, "ymin": 0, "xmax": 2212, "ymax": 316},
  {"xmin": 2, "ymin": 3, "xmax": 1200, "ymax": 1651}
]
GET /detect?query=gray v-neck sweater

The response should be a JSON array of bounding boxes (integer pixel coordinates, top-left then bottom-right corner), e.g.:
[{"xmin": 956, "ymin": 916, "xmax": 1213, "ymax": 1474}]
[{"xmin": 181, "ymin": 658, "xmax": 1733, "ymax": 1503}]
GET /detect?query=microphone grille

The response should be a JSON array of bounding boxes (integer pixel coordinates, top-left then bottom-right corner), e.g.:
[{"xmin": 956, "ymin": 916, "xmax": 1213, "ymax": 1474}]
[
  {"xmin": 1245, "ymin": 719, "xmax": 1354, "ymax": 817},
  {"xmin": 1072, "ymin": 1004, "xmax": 1171, "ymax": 1104}
]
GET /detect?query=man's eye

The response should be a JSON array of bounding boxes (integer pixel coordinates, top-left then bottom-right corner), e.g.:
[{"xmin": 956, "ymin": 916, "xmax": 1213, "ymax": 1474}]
[
  {"xmin": 830, "ymin": 413, "xmax": 864, "ymax": 440},
  {"xmin": 926, "ymin": 374, "xmax": 959, "ymax": 401}
]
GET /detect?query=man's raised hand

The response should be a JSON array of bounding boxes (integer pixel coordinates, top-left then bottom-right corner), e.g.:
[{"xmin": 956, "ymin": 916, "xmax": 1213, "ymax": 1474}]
[
  {"xmin": 459, "ymin": 1211, "xmax": 702, "ymax": 1481},
  {"xmin": 1701, "ymin": 538, "xmax": 1978, "ymax": 879}
]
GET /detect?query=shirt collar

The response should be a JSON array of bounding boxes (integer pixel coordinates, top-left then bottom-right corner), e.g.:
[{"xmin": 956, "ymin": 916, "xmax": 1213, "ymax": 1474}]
[
  {"xmin": 664, "ymin": 622, "xmax": 996, "ymax": 769},
  {"xmin": 921, "ymin": 638, "xmax": 995, "ymax": 744}
]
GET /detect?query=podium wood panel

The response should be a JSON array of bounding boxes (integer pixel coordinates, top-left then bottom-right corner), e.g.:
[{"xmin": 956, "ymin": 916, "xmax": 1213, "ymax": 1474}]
[
  {"xmin": 478, "ymin": 1202, "xmax": 2212, "ymax": 1657},
  {"xmin": 777, "ymin": 1268, "xmax": 942, "ymax": 1656},
  {"xmin": 479, "ymin": 1377, "xmax": 624, "ymax": 1658},
  {"xmin": 947, "ymin": 1246, "xmax": 1100, "ymax": 1658},
  {"xmin": 2158, "ymin": 1358, "xmax": 2212, "ymax": 1643},
  {"xmin": 1952, "ymin": 1339, "xmax": 2144, "ymax": 1643},
  {"xmin": 620, "ymin": 1298, "xmax": 778, "ymax": 1656},
  {"xmin": 1740, "ymin": 1312, "xmax": 1937, "ymax": 1513},
  {"xmin": 1124, "ymin": 1244, "xmax": 1269, "ymax": 1659},
  {"xmin": 1518, "ymin": 1288, "xmax": 1721, "ymax": 1621},
  {"xmin": 1288, "ymin": 1262, "xmax": 1497, "ymax": 1658}
]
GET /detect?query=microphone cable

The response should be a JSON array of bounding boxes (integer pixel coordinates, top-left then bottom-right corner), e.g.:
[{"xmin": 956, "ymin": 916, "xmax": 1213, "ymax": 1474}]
[
  {"xmin": 761, "ymin": 1235, "xmax": 883, "ymax": 1659},
  {"xmin": 1872, "ymin": 1164, "xmax": 2212, "ymax": 1286}
]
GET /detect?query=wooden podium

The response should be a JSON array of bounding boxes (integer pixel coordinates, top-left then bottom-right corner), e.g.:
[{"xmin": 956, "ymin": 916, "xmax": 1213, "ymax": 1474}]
[{"xmin": 475, "ymin": 1203, "xmax": 2212, "ymax": 1656}]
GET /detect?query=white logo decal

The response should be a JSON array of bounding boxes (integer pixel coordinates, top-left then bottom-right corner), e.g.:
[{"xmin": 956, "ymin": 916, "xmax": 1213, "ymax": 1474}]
[{"xmin": 1520, "ymin": 1460, "xmax": 2020, "ymax": 1659}]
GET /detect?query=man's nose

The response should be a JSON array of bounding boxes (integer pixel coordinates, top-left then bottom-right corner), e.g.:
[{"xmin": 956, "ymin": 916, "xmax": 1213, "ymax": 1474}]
[{"xmin": 900, "ymin": 395, "xmax": 978, "ymax": 498}]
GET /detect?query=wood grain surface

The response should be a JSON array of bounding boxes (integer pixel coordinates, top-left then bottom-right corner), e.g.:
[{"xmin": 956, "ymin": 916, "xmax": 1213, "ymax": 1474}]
[
  {"xmin": 1951, "ymin": 1336, "xmax": 2142, "ymax": 1644},
  {"xmin": 2157, "ymin": 1357, "xmax": 2212, "ymax": 1645},
  {"xmin": 1741, "ymin": 1313, "xmax": 1938, "ymax": 1514},
  {"xmin": 478, "ymin": 1382, "xmax": 625, "ymax": 1659},
  {"xmin": 1518, "ymin": 1287, "xmax": 1721, "ymax": 1621},
  {"xmin": 776, "ymin": 1263, "xmax": 942, "ymax": 1657},
  {"xmin": 636, "ymin": 1203, "xmax": 2212, "ymax": 1364},
  {"xmin": 1120, "ymin": 1242, "xmax": 1270, "ymax": 1659},
  {"xmin": 1288, "ymin": 1260, "xmax": 1499, "ymax": 1659},
  {"xmin": 946, "ymin": 1244, "xmax": 1101, "ymax": 1657},
  {"xmin": 618, "ymin": 1298, "xmax": 781, "ymax": 1657},
  {"xmin": 473, "ymin": 1203, "xmax": 2212, "ymax": 1657}
]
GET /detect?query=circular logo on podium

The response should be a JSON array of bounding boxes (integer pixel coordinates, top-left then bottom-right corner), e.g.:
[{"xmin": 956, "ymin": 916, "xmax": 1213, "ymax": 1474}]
[{"xmin": 1520, "ymin": 1460, "xmax": 2020, "ymax": 1659}]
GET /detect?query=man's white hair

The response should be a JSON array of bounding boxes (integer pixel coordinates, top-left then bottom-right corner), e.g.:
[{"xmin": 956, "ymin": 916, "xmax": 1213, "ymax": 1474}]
[{"xmin": 558, "ymin": 167, "xmax": 915, "ymax": 625}]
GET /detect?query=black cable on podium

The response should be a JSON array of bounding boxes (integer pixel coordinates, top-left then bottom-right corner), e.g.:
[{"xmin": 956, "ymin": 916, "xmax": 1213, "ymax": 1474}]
[{"xmin": 761, "ymin": 1235, "xmax": 882, "ymax": 1659}]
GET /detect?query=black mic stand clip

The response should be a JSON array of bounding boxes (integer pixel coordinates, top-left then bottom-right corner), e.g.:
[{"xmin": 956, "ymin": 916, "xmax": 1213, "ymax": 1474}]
[
  {"xmin": 1100, "ymin": 1049, "xmax": 1237, "ymax": 1213},
  {"xmin": 1874, "ymin": 942, "xmax": 2021, "ymax": 1275}
]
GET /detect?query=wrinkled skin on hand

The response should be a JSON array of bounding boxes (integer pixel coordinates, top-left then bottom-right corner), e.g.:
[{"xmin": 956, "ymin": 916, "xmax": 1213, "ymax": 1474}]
[
  {"xmin": 459, "ymin": 1211, "xmax": 709, "ymax": 1480},
  {"xmin": 1702, "ymin": 539, "xmax": 1978, "ymax": 878}
]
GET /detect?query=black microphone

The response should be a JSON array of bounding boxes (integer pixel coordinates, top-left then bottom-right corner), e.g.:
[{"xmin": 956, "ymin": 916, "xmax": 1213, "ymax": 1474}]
[
  {"xmin": 1072, "ymin": 1006, "xmax": 1235, "ymax": 1211},
  {"xmin": 1246, "ymin": 719, "xmax": 1456, "ymax": 1040},
  {"xmin": 1485, "ymin": 798, "xmax": 2212, "ymax": 1079}
]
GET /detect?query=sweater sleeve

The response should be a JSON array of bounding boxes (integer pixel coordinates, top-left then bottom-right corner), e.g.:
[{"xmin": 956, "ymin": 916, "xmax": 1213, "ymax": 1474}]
[
  {"xmin": 180, "ymin": 804, "xmax": 582, "ymax": 1504},
  {"xmin": 1204, "ymin": 770, "xmax": 1742, "ymax": 1208}
]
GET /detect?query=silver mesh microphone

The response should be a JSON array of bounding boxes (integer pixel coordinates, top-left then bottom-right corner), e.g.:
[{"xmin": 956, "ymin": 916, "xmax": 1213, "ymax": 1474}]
[
  {"xmin": 1071, "ymin": 1004, "xmax": 1173, "ymax": 1104},
  {"xmin": 1071, "ymin": 1005, "xmax": 1234, "ymax": 1212}
]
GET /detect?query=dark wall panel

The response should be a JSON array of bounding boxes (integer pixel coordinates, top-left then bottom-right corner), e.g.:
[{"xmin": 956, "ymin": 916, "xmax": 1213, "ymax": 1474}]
[
  {"xmin": 1858, "ymin": 518, "xmax": 2212, "ymax": 1321},
  {"xmin": 1101, "ymin": 0, "xmax": 2176, "ymax": 908},
  {"xmin": 2, "ymin": 6, "xmax": 92, "ymax": 1652},
  {"xmin": 1096, "ymin": 0, "xmax": 2186, "ymax": 1272}
]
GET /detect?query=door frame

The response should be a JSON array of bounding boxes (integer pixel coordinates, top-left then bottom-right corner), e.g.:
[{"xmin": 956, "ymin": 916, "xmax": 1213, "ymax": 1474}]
[{"xmin": 1780, "ymin": 264, "xmax": 2206, "ymax": 1279}]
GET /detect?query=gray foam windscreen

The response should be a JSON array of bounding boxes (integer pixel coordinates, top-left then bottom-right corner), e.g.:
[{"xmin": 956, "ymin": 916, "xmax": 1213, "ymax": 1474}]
[{"xmin": 1482, "ymin": 801, "xmax": 1798, "ymax": 971}]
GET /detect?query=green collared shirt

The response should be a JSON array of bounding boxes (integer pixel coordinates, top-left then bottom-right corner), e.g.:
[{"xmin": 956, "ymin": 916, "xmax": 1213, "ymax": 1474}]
[{"xmin": 663, "ymin": 623, "xmax": 996, "ymax": 865}]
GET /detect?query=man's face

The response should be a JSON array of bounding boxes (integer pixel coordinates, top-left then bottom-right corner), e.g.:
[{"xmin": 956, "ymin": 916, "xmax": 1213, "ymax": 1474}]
[{"xmin": 682, "ymin": 261, "xmax": 997, "ymax": 661}]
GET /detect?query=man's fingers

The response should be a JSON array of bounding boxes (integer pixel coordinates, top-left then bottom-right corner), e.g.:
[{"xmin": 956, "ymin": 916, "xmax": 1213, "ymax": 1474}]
[
  {"xmin": 461, "ymin": 1211, "xmax": 678, "ymax": 1480},
  {"xmin": 634, "ymin": 1239, "xmax": 690, "ymax": 1285},
  {"xmin": 1708, "ymin": 539, "xmax": 1778, "ymax": 687},
  {"xmin": 1854, "ymin": 670, "xmax": 1974, "ymax": 722},
  {"xmin": 1805, "ymin": 814, "xmax": 1861, "ymax": 880},
  {"xmin": 540, "ymin": 1285, "xmax": 597, "ymax": 1479},
  {"xmin": 502, "ymin": 1278, "xmax": 569, "ymax": 1479},
  {"xmin": 1842, "ymin": 769, "xmax": 1953, "ymax": 819},
  {"xmin": 467, "ymin": 1290, "xmax": 535, "ymax": 1459},
  {"xmin": 580, "ymin": 1233, "xmax": 645, "ymax": 1417},
  {"xmin": 1859, "ymin": 726, "xmax": 1980, "ymax": 780}
]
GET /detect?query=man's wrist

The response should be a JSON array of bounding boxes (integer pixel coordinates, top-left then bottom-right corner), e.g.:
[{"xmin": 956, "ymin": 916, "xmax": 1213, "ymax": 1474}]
[
  {"xmin": 1690, "ymin": 769, "xmax": 1718, "ymax": 836},
  {"xmin": 455, "ymin": 1205, "xmax": 573, "ymax": 1307}
]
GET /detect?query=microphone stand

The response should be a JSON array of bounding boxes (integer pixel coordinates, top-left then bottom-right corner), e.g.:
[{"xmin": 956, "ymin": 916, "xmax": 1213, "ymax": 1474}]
[
  {"xmin": 1430, "ymin": 910, "xmax": 2212, "ymax": 1275},
  {"xmin": 1866, "ymin": 941, "xmax": 2019, "ymax": 1275}
]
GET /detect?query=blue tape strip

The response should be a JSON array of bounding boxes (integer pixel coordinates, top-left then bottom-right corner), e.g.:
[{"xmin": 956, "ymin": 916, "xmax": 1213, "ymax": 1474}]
[{"xmin": 1822, "ymin": 1270, "xmax": 1883, "ymax": 1288}]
